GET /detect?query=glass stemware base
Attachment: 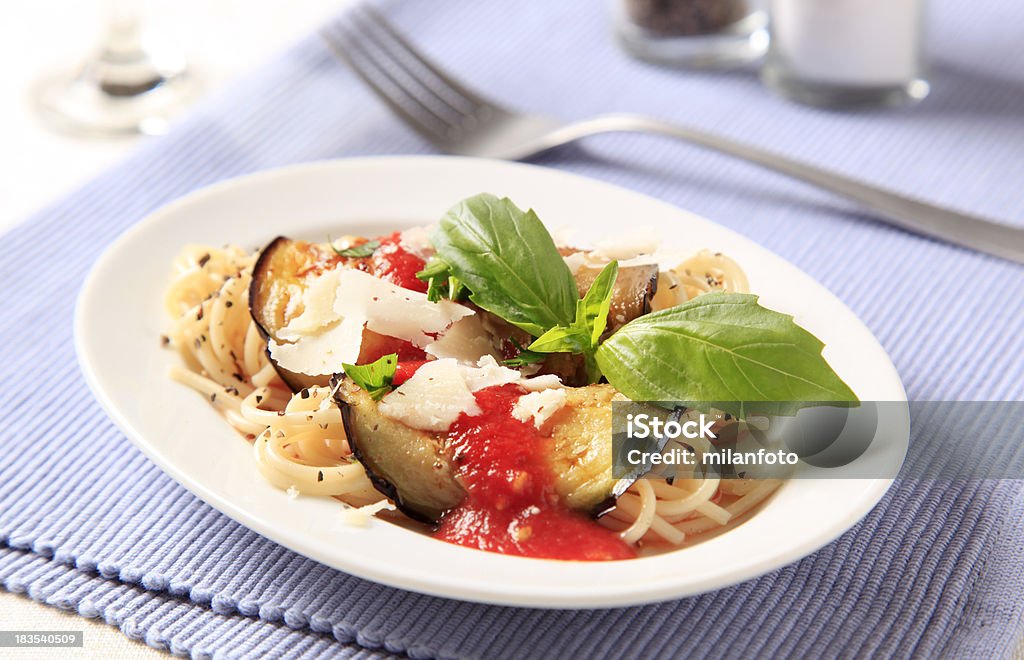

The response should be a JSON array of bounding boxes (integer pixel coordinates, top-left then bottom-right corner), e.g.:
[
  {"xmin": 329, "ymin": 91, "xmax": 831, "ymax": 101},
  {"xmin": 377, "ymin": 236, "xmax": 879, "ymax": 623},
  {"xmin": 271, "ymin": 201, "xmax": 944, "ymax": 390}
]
[{"xmin": 33, "ymin": 41, "xmax": 201, "ymax": 137}]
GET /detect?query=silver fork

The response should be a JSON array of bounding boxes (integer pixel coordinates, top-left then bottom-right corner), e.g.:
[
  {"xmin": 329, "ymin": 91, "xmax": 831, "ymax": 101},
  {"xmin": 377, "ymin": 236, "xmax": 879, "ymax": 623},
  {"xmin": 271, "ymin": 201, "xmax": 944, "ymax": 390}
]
[{"xmin": 321, "ymin": 6, "xmax": 1024, "ymax": 265}]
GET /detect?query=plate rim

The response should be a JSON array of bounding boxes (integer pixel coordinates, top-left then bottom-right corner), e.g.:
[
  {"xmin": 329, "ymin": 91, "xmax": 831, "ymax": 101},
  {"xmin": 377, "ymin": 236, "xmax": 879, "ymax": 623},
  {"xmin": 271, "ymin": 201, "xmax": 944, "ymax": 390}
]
[{"xmin": 74, "ymin": 155, "xmax": 908, "ymax": 608}]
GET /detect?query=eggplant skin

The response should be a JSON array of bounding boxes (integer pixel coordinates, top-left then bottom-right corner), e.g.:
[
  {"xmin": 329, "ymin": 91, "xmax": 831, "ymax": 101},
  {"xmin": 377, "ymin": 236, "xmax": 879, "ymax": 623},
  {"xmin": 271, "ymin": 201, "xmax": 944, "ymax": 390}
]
[
  {"xmin": 334, "ymin": 378, "xmax": 465, "ymax": 523},
  {"xmin": 249, "ymin": 236, "xmax": 337, "ymax": 392},
  {"xmin": 335, "ymin": 378, "xmax": 636, "ymax": 524}
]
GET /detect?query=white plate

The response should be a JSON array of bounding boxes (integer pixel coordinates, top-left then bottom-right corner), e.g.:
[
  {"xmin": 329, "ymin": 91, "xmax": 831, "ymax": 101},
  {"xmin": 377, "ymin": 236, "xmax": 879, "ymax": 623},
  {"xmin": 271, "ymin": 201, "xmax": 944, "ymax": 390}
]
[{"xmin": 76, "ymin": 156, "xmax": 908, "ymax": 608}]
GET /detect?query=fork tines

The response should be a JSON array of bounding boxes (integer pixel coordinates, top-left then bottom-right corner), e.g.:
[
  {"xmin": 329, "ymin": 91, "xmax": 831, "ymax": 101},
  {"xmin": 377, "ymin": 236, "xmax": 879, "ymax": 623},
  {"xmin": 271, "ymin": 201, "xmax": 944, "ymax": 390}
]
[{"xmin": 321, "ymin": 5, "xmax": 497, "ymax": 143}]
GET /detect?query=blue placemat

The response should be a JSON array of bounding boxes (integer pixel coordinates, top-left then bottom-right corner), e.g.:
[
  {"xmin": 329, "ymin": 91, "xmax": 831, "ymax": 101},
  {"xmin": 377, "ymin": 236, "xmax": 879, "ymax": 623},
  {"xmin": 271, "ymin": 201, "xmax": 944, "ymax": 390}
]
[{"xmin": 3, "ymin": 0, "xmax": 1024, "ymax": 657}]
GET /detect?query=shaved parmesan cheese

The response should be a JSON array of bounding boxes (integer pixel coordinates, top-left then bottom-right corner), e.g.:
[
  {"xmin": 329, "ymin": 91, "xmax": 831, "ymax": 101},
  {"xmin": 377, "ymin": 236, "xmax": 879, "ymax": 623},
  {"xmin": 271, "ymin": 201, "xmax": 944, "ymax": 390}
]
[
  {"xmin": 283, "ymin": 283, "xmax": 304, "ymax": 320},
  {"xmin": 398, "ymin": 225, "xmax": 435, "ymax": 258},
  {"xmin": 340, "ymin": 500, "xmax": 391, "ymax": 527},
  {"xmin": 460, "ymin": 355, "xmax": 522, "ymax": 391},
  {"xmin": 269, "ymin": 316, "xmax": 365, "ymax": 376},
  {"xmin": 550, "ymin": 225, "xmax": 576, "ymax": 248},
  {"xmin": 334, "ymin": 269, "xmax": 472, "ymax": 347},
  {"xmin": 563, "ymin": 251, "xmax": 587, "ymax": 275},
  {"xmin": 380, "ymin": 359, "xmax": 481, "ymax": 431},
  {"xmin": 277, "ymin": 269, "xmax": 344, "ymax": 341},
  {"xmin": 512, "ymin": 389, "xmax": 568, "ymax": 429},
  {"xmin": 519, "ymin": 374, "xmax": 563, "ymax": 391},
  {"xmin": 618, "ymin": 254, "xmax": 659, "ymax": 268},
  {"xmin": 340, "ymin": 507, "xmax": 371, "ymax": 527},
  {"xmin": 269, "ymin": 265, "xmax": 476, "ymax": 378},
  {"xmin": 424, "ymin": 315, "xmax": 500, "ymax": 363},
  {"xmin": 593, "ymin": 230, "xmax": 659, "ymax": 261},
  {"xmin": 378, "ymin": 357, "xmax": 565, "ymax": 433}
]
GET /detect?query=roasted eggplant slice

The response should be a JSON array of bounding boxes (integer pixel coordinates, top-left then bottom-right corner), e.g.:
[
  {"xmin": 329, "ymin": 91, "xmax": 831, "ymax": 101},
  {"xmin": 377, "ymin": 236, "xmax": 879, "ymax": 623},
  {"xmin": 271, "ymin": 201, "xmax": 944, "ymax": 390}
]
[
  {"xmin": 335, "ymin": 380, "xmax": 633, "ymax": 523},
  {"xmin": 249, "ymin": 237, "xmax": 342, "ymax": 391},
  {"xmin": 250, "ymin": 236, "xmax": 433, "ymax": 391},
  {"xmin": 547, "ymin": 384, "xmax": 630, "ymax": 514},
  {"xmin": 336, "ymin": 379, "xmax": 466, "ymax": 523}
]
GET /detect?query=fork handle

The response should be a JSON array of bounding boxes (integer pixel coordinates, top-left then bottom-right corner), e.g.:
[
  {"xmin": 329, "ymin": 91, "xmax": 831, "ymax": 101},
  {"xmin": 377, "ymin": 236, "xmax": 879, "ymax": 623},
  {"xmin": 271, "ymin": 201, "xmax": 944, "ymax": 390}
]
[{"xmin": 552, "ymin": 113, "xmax": 1024, "ymax": 265}]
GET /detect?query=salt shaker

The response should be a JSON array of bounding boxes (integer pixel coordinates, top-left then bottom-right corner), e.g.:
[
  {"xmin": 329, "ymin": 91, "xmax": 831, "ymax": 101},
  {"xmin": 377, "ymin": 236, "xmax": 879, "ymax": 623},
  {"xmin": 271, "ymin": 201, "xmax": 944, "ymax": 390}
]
[
  {"xmin": 615, "ymin": 0, "xmax": 769, "ymax": 68},
  {"xmin": 762, "ymin": 0, "xmax": 930, "ymax": 108}
]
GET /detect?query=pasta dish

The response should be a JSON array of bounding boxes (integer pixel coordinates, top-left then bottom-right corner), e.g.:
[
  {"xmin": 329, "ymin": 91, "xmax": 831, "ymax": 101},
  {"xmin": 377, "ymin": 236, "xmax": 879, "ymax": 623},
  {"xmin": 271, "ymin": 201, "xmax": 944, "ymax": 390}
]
[{"xmin": 163, "ymin": 193, "xmax": 855, "ymax": 561}]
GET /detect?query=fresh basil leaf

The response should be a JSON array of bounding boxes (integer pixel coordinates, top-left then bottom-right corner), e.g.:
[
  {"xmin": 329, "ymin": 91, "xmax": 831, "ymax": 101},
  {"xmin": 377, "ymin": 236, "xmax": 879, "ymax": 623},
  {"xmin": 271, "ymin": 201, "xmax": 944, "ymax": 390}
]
[
  {"xmin": 430, "ymin": 194, "xmax": 578, "ymax": 337},
  {"xmin": 503, "ymin": 354, "xmax": 547, "ymax": 368},
  {"xmin": 416, "ymin": 256, "xmax": 468, "ymax": 303},
  {"xmin": 528, "ymin": 261, "xmax": 618, "ymax": 352},
  {"xmin": 595, "ymin": 292, "xmax": 857, "ymax": 411},
  {"xmin": 529, "ymin": 325, "xmax": 590, "ymax": 354},
  {"xmin": 579, "ymin": 260, "xmax": 618, "ymax": 346},
  {"xmin": 416, "ymin": 258, "xmax": 446, "ymax": 279},
  {"xmin": 527, "ymin": 261, "xmax": 618, "ymax": 383},
  {"xmin": 501, "ymin": 339, "xmax": 547, "ymax": 368},
  {"xmin": 447, "ymin": 275, "xmax": 468, "ymax": 301},
  {"xmin": 330, "ymin": 238, "xmax": 380, "ymax": 258},
  {"xmin": 503, "ymin": 352, "xmax": 547, "ymax": 368},
  {"xmin": 424, "ymin": 281, "xmax": 445, "ymax": 303},
  {"xmin": 417, "ymin": 257, "xmax": 452, "ymax": 302},
  {"xmin": 576, "ymin": 260, "xmax": 618, "ymax": 383},
  {"xmin": 342, "ymin": 353, "xmax": 398, "ymax": 400}
]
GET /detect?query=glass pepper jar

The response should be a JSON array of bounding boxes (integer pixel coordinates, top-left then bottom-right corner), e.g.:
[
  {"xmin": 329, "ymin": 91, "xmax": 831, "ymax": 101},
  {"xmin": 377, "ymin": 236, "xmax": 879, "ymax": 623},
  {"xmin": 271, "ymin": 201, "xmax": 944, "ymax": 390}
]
[{"xmin": 614, "ymin": 0, "xmax": 769, "ymax": 68}]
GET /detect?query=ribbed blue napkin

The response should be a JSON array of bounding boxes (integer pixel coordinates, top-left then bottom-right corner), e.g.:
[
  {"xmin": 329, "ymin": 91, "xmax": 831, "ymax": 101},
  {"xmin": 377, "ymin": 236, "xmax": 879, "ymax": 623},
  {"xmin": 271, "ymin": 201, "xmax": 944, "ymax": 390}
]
[{"xmin": 3, "ymin": 0, "xmax": 1023, "ymax": 656}]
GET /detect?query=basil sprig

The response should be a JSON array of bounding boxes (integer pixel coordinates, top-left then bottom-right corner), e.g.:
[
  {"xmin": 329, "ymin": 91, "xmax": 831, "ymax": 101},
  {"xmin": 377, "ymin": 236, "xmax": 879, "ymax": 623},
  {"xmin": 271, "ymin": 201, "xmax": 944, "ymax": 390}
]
[
  {"xmin": 430, "ymin": 194, "xmax": 578, "ymax": 337},
  {"xmin": 330, "ymin": 238, "xmax": 380, "ymax": 258},
  {"xmin": 342, "ymin": 353, "xmax": 398, "ymax": 400},
  {"xmin": 529, "ymin": 260, "xmax": 618, "ymax": 382},
  {"xmin": 502, "ymin": 339, "xmax": 547, "ymax": 368},
  {"xmin": 595, "ymin": 292, "xmax": 857, "ymax": 408},
  {"xmin": 425, "ymin": 193, "xmax": 858, "ymax": 408},
  {"xmin": 416, "ymin": 257, "xmax": 467, "ymax": 302}
]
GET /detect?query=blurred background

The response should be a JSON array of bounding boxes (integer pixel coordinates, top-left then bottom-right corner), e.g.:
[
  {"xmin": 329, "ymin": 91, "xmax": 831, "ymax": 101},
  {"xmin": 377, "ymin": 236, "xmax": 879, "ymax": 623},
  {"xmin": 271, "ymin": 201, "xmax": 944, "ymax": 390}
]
[
  {"xmin": 3, "ymin": 0, "xmax": 1020, "ymax": 241},
  {"xmin": 0, "ymin": 0, "xmax": 344, "ymax": 229}
]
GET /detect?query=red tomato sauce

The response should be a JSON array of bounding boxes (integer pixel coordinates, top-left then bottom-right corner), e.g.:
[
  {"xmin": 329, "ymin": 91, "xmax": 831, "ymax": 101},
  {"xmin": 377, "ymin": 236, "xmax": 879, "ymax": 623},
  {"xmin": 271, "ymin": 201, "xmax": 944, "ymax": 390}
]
[
  {"xmin": 391, "ymin": 360, "xmax": 430, "ymax": 386},
  {"xmin": 358, "ymin": 333, "xmax": 427, "ymax": 365},
  {"xmin": 369, "ymin": 232, "xmax": 428, "ymax": 293},
  {"xmin": 295, "ymin": 242, "xmax": 345, "ymax": 279},
  {"xmin": 301, "ymin": 232, "xmax": 427, "ymax": 290},
  {"xmin": 350, "ymin": 232, "xmax": 430, "ymax": 365},
  {"xmin": 434, "ymin": 384, "xmax": 636, "ymax": 561}
]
